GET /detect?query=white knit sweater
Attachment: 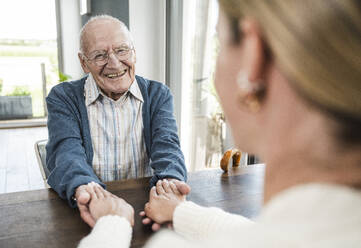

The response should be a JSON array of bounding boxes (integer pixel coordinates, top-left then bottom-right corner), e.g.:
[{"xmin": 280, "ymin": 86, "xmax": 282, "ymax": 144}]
[{"xmin": 78, "ymin": 184, "xmax": 361, "ymax": 248}]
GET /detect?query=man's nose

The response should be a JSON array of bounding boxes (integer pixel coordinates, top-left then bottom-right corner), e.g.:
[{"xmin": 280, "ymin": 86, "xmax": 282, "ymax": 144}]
[{"xmin": 106, "ymin": 52, "xmax": 121, "ymax": 68}]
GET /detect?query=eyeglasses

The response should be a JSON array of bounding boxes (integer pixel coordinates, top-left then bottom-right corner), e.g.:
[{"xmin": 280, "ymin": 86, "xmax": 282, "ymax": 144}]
[{"xmin": 83, "ymin": 46, "xmax": 134, "ymax": 66}]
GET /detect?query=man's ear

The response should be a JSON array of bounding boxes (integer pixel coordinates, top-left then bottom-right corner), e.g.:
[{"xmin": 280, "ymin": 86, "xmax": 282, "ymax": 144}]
[
  {"xmin": 133, "ymin": 49, "xmax": 137, "ymax": 64},
  {"xmin": 240, "ymin": 19, "xmax": 267, "ymax": 83},
  {"xmin": 78, "ymin": 53, "xmax": 90, "ymax": 73}
]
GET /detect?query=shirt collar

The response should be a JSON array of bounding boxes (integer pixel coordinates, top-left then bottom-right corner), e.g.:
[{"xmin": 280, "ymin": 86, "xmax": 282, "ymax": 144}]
[
  {"xmin": 128, "ymin": 77, "xmax": 144, "ymax": 103},
  {"xmin": 84, "ymin": 74, "xmax": 100, "ymax": 106},
  {"xmin": 84, "ymin": 74, "xmax": 143, "ymax": 106}
]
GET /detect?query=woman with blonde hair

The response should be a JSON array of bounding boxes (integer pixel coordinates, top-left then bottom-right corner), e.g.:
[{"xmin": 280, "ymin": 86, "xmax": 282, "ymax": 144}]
[{"xmin": 79, "ymin": 0, "xmax": 361, "ymax": 247}]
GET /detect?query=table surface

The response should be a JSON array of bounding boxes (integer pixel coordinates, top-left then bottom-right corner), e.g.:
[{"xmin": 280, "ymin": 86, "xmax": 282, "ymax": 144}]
[{"xmin": 0, "ymin": 164, "xmax": 265, "ymax": 248}]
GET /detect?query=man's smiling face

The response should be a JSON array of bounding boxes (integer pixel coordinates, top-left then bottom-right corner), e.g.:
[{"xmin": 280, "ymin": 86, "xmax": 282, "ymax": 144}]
[{"xmin": 79, "ymin": 19, "xmax": 136, "ymax": 99}]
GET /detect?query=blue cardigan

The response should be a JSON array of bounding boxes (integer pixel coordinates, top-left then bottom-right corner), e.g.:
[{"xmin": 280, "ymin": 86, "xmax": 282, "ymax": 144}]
[{"xmin": 46, "ymin": 75, "xmax": 187, "ymax": 207}]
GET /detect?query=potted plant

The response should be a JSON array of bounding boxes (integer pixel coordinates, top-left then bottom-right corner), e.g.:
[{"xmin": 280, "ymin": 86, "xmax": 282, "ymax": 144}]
[
  {"xmin": 58, "ymin": 71, "xmax": 72, "ymax": 83},
  {"xmin": 0, "ymin": 85, "xmax": 33, "ymax": 120}
]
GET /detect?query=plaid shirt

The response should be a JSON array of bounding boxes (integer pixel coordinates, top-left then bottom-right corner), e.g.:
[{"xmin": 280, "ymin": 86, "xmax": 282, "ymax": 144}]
[{"xmin": 84, "ymin": 74, "xmax": 151, "ymax": 182}]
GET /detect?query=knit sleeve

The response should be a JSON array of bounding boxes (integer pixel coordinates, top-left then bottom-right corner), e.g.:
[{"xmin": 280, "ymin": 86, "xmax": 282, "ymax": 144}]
[
  {"xmin": 46, "ymin": 86, "xmax": 104, "ymax": 208},
  {"xmin": 77, "ymin": 215, "xmax": 132, "ymax": 248},
  {"xmin": 144, "ymin": 230, "xmax": 199, "ymax": 248},
  {"xmin": 173, "ymin": 201, "xmax": 254, "ymax": 240},
  {"xmin": 147, "ymin": 83, "xmax": 187, "ymax": 186}
]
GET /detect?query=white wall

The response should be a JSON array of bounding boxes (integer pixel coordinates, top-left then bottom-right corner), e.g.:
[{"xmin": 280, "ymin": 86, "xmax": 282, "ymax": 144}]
[
  {"xmin": 58, "ymin": 0, "xmax": 165, "ymax": 82},
  {"xmin": 58, "ymin": 0, "xmax": 83, "ymax": 80},
  {"xmin": 129, "ymin": 0, "xmax": 166, "ymax": 83}
]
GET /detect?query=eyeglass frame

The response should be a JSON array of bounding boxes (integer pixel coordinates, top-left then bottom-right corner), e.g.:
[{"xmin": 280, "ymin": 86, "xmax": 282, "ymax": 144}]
[{"xmin": 81, "ymin": 46, "xmax": 135, "ymax": 66}]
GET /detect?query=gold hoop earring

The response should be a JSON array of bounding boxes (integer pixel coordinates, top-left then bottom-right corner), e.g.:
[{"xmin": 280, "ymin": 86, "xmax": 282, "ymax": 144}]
[{"xmin": 236, "ymin": 71, "xmax": 265, "ymax": 113}]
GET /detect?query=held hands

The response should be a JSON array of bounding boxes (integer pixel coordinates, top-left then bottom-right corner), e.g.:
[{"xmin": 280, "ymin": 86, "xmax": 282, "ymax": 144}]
[
  {"xmin": 75, "ymin": 183, "xmax": 96, "ymax": 227},
  {"xmin": 76, "ymin": 179, "xmax": 189, "ymax": 230},
  {"xmin": 87, "ymin": 182, "xmax": 134, "ymax": 226},
  {"xmin": 140, "ymin": 179, "xmax": 189, "ymax": 231},
  {"xmin": 75, "ymin": 182, "xmax": 134, "ymax": 227}
]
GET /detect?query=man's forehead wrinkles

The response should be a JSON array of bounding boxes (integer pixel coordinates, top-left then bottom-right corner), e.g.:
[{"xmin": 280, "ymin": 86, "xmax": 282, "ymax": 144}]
[{"xmin": 83, "ymin": 28, "xmax": 132, "ymax": 54}]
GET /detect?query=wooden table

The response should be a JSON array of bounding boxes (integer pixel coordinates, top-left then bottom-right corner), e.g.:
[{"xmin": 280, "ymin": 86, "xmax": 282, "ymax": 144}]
[{"xmin": 0, "ymin": 164, "xmax": 265, "ymax": 248}]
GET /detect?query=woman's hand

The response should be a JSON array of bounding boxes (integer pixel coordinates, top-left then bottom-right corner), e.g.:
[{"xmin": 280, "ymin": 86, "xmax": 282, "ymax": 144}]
[
  {"xmin": 143, "ymin": 179, "xmax": 186, "ymax": 225},
  {"xmin": 87, "ymin": 182, "xmax": 134, "ymax": 226}
]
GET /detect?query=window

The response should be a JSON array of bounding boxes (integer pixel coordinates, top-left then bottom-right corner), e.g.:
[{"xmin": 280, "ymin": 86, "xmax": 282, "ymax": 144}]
[
  {"xmin": 0, "ymin": 0, "xmax": 59, "ymax": 121},
  {"xmin": 178, "ymin": 0, "xmax": 248, "ymax": 171}
]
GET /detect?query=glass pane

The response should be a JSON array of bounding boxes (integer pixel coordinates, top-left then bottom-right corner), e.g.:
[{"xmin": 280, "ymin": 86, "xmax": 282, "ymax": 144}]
[
  {"xmin": 182, "ymin": 0, "xmax": 248, "ymax": 171},
  {"xmin": 0, "ymin": 0, "xmax": 59, "ymax": 121}
]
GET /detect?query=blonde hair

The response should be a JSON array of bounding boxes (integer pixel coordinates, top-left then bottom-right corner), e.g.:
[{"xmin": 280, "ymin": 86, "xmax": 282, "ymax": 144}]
[{"xmin": 219, "ymin": 0, "xmax": 361, "ymax": 142}]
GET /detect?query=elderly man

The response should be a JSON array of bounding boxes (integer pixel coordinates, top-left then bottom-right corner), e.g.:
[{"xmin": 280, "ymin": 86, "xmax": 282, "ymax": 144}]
[{"xmin": 45, "ymin": 15, "xmax": 188, "ymax": 228}]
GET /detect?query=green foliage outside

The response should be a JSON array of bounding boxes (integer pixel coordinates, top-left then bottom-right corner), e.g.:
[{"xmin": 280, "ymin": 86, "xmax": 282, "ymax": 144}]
[
  {"xmin": 7, "ymin": 86, "xmax": 31, "ymax": 96},
  {"xmin": 0, "ymin": 39, "xmax": 48, "ymax": 47},
  {"xmin": 58, "ymin": 71, "xmax": 72, "ymax": 82},
  {"xmin": 0, "ymin": 39, "xmax": 60, "ymax": 118}
]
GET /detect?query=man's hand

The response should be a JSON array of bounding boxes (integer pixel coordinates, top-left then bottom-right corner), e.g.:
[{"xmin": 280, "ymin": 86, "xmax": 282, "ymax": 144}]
[
  {"xmin": 75, "ymin": 185, "xmax": 95, "ymax": 227},
  {"xmin": 140, "ymin": 179, "xmax": 190, "ymax": 231},
  {"xmin": 87, "ymin": 183, "xmax": 135, "ymax": 226},
  {"xmin": 169, "ymin": 179, "xmax": 191, "ymax": 195},
  {"xmin": 75, "ymin": 183, "xmax": 98, "ymax": 227}
]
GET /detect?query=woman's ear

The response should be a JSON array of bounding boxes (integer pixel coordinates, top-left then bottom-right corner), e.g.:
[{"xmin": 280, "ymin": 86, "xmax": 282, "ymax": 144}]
[
  {"xmin": 78, "ymin": 53, "xmax": 90, "ymax": 73},
  {"xmin": 240, "ymin": 19, "xmax": 267, "ymax": 83}
]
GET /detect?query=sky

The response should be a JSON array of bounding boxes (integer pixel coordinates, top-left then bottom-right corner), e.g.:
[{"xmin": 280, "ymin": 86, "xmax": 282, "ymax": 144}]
[{"xmin": 0, "ymin": 0, "xmax": 57, "ymax": 40}]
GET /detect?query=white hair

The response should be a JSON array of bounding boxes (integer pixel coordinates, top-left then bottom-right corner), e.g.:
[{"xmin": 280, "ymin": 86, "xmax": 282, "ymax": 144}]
[{"xmin": 79, "ymin": 14, "xmax": 134, "ymax": 54}]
